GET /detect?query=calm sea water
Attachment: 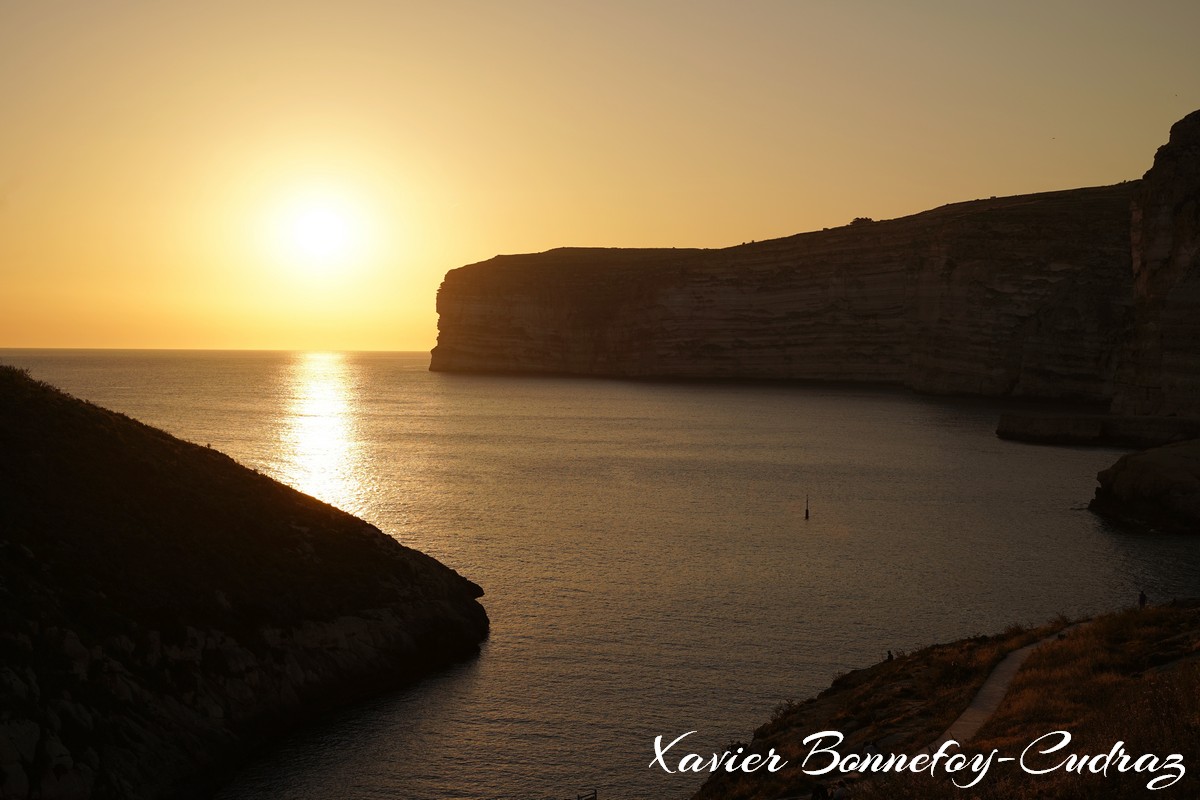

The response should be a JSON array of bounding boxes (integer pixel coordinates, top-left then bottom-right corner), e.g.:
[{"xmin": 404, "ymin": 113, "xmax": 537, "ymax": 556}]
[{"xmin": 5, "ymin": 349, "xmax": 1199, "ymax": 800}]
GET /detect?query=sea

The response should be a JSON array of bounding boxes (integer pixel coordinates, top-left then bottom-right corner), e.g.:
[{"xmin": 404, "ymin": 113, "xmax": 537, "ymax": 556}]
[{"xmin": 4, "ymin": 349, "xmax": 1199, "ymax": 800}]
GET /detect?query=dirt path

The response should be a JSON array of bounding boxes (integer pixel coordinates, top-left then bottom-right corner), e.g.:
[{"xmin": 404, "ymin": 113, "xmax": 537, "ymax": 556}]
[{"xmin": 922, "ymin": 622, "xmax": 1087, "ymax": 753}]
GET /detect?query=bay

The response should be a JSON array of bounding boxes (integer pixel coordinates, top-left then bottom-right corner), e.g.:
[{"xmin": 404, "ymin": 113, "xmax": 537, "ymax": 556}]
[{"xmin": 4, "ymin": 349, "xmax": 1198, "ymax": 800}]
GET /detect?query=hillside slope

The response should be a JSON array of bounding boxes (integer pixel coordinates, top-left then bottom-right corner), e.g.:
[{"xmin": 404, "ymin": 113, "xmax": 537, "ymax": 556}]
[
  {"xmin": 0, "ymin": 366, "xmax": 488, "ymax": 799},
  {"xmin": 693, "ymin": 603, "xmax": 1199, "ymax": 800}
]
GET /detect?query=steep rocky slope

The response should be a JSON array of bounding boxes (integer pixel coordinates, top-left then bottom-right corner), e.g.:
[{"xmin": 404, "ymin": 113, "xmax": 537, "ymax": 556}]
[
  {"xmin": 0, "ymin": 366, "xmax": 488, "ymax": 799},
  {"xmin": 432, "ymin": 184, "xmax": 1135, "ymax": 401}
]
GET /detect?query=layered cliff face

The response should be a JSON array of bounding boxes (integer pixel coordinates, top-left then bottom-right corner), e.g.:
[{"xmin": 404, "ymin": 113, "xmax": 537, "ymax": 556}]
[
  {"xmin": 1113, "ymin": 110, "xmax": 1200, "ymax": 416},
  {"xmin": 0, "ymin": 366, "xmax": 488, "ymax": 800},
  {"xmin": 432, "ymin": 185, "xmax": 1135, "ymax": 401}
]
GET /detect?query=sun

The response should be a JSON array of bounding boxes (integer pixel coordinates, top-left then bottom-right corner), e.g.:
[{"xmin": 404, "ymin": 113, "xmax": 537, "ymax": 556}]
[
  {"xmin": 266, "ymin": 189, "xmax": 372, "ymax": 274},
  {"xmin": 290, "ymin": 204, "xmax": 354, "ymax": 261}
]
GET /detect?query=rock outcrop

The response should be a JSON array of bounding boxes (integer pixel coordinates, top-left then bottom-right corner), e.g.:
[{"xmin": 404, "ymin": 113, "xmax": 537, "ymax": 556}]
[
  {"xmin": 1113, "ymin": 109, "xmax": 1200, "ymax": 416},
  {"xmin": 1090, "ymin": 439, "xmax": 1200, "ymax": 531},
  {"xmin": 0, "ymin": 366, "xmax": 489, "ymax": 800}
]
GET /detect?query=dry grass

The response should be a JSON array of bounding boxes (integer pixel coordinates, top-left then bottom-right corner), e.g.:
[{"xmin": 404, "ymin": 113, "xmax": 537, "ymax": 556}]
[
  {"xmin": 975, "ymin": 605, "xmax": 1200, "ymax": 750},
  {"xmin": 851, "ymin": 602, "xmax": 1200, "ymax": 799}
]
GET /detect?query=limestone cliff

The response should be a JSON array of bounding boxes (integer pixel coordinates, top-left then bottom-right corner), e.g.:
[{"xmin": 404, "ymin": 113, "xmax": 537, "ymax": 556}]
[
  {"xmin": 433, "ymin": 111, "xmax": 1200, "ymax": 407},
  {"xmin": 1113, "ymin": 109, "xmax": 1200, "ymax": 416},
  {"xmin": 431, "ymin": 185, "xmax": 1135, "ymax": 401},
  {"xmin": 0, "ymin": 366, "xmax": 488, "ymax": 800}
]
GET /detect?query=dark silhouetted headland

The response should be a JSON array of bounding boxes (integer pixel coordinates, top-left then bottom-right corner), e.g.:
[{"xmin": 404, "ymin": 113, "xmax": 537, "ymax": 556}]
[
  {"xmin": 431, "ymin": 110, "xmax": 1200, "ymax": 425},
  {"xmin": 0, "ymin": 366, "xmax": 488, "ymax": 799},
  {"xmin": 432, "ymin": 184, "xmax": 1134, "ymax": 401},
  {"xmin": 432, "ymin": 110, "xmax": 1200, "ymax": 531}
]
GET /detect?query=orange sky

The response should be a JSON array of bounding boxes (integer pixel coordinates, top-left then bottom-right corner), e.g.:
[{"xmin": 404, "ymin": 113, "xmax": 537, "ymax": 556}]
[{"xmin": 2, "ymin": 1, "xmax": 1198, "ymax": 351}]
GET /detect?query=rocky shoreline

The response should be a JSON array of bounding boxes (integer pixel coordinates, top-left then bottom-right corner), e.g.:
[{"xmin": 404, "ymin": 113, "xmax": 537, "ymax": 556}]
[
  {"xmin": 0, "ymin": 366, "xmax": 489, "ymax": 799},
  {"xmin": 996, "ymin": 412, "xmax": 1200, "ymax": 448}
]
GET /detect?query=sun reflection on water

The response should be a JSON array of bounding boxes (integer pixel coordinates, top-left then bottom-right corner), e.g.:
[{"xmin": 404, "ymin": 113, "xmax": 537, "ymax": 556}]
[{"xmin": 280, "ymin": 352, "xmax": 362, "ymax": 512}]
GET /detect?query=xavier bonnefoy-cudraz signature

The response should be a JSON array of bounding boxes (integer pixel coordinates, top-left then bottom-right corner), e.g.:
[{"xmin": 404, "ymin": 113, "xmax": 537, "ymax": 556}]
[{"xmin": 650, "ymin": 730, "xmax": 1186, "ymax": 790}]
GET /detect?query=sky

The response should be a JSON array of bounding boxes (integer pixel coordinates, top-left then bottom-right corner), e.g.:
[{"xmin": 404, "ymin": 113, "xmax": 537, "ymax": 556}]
[{"xmin": 2, "ymin": 1, "xmax": 1198, "ymax": 351}]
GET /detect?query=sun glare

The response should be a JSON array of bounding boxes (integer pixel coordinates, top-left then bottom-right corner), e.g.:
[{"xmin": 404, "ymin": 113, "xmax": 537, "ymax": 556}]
[{"xmin": 266, "ymin": 189, "xmax": 373, "ymax": 274}]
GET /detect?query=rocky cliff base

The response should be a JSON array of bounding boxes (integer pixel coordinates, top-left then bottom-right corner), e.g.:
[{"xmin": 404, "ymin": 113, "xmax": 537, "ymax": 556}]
[
  {"xmin": 0, "ymin": 366, "xmax": 489, "ymax": 800},
  {"xmin": 997, "ymin": 413, "xmax": 1200, "ymax": 447}
]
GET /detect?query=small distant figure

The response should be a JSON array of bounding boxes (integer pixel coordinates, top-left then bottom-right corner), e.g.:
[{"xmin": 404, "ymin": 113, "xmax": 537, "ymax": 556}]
[
  {"xmin": 1139, "ymin": 589, "xmax": 1148, "ymax": 609},
  {"xmin": 810, "ymin": 783, "xmax": 829, "ymax": 800},
  {"xmin": 831, "ymin": 781, "xmax": 850, "ymax": 799},
  {"xmin": 805, "ymin": 494, "xmax": 810, "ymax": 521},
  {"xmin": 886, "ymin": 650, "xmax": 893, "ymax": 662}
]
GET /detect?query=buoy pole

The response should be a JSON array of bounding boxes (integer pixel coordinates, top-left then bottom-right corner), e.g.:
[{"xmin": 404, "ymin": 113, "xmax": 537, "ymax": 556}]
[{"xmin": 805, "ymin": 494, "xmax": 810, "ymax": 520}]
